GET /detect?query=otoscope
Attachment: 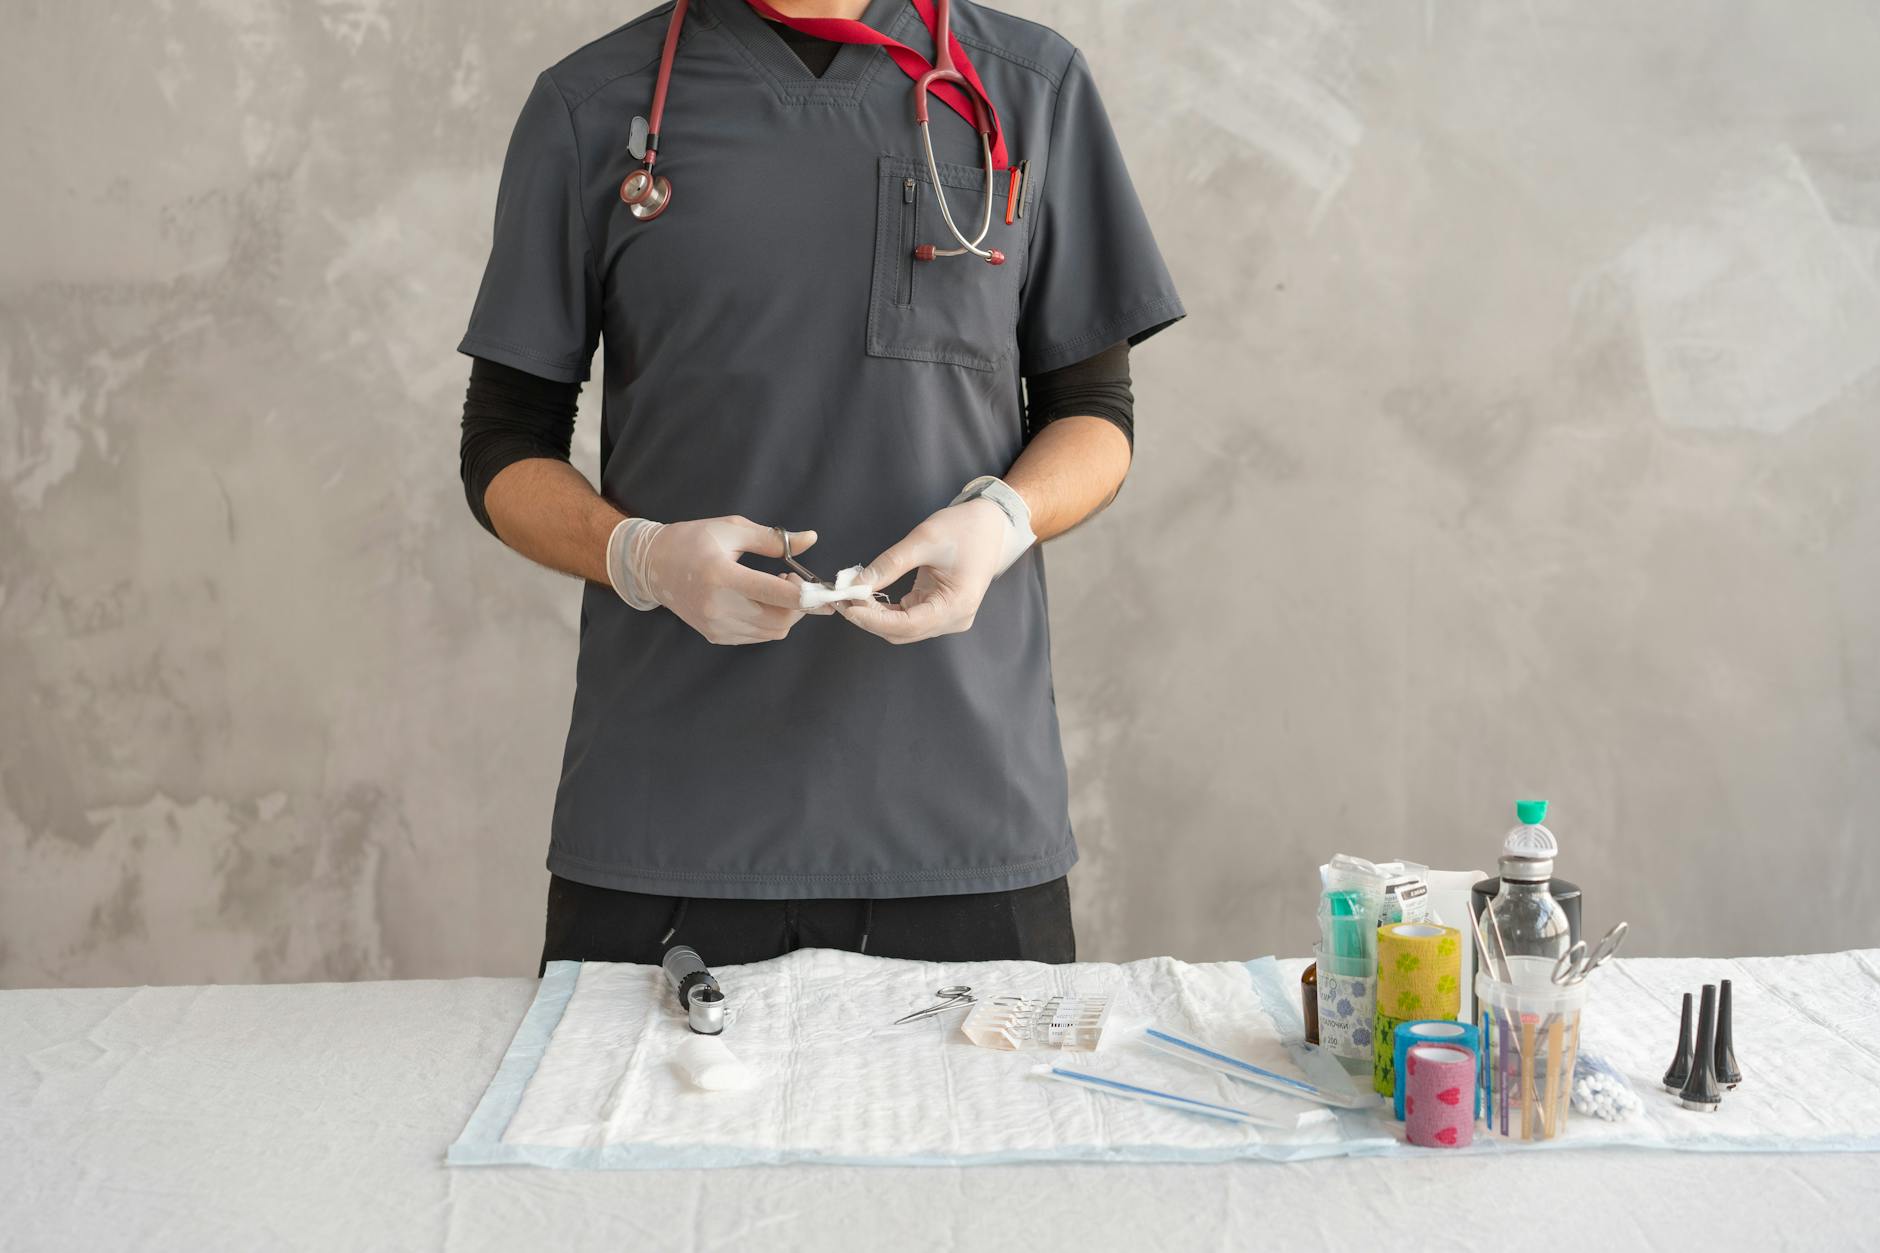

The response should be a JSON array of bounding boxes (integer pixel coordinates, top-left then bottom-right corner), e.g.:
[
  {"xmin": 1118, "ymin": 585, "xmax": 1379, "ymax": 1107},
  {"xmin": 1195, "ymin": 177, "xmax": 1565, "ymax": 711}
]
[{"xmin": 661, "ymin": 945, "xmax": 725, "ymax": 1035}]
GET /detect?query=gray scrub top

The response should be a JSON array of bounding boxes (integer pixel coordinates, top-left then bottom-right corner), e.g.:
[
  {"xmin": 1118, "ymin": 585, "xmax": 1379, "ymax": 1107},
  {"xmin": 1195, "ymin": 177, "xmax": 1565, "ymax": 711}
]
[{"xmin": 459, "ymin": 0, "xmax": 1183, "ymax": 899}]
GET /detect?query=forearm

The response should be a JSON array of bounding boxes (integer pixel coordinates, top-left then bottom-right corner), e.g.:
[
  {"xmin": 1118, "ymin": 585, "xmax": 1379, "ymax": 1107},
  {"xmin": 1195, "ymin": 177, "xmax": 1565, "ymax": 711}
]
[
  {"xmin": 1003, "ymin": 414, "xmax": 1132, "ymax": 541},
  {"xmin": 484, "ymin": 458, "xmax": 623, "ymax": 586}
]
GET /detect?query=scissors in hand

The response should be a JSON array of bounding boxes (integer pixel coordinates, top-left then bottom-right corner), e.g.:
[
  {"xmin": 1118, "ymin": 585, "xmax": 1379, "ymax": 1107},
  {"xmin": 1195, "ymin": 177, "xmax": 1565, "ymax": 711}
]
[{"xmin": 774, "ymin": 526, "xmax": 889, "ymax": 607}]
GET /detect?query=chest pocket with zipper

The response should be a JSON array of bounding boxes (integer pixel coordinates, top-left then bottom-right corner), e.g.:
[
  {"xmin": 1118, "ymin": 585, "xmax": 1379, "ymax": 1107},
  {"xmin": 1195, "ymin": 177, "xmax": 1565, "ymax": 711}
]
[{"xmin": 866, "ymin": 154, "xmax": 1029, "ymax": 373}]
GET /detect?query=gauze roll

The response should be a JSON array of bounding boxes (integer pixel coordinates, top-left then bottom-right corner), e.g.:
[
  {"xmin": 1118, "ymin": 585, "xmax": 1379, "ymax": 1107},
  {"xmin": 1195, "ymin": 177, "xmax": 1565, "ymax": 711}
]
[{"xmin": 674, "ymin": 1034, "xmax": 757, "ymax": 1092}]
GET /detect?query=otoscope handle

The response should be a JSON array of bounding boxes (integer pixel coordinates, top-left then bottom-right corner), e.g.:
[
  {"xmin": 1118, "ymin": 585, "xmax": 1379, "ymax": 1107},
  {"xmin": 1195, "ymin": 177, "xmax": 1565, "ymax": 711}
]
[{"xmin": 662, "ymin": 945, "xmax": 725, "ymax": 1035}]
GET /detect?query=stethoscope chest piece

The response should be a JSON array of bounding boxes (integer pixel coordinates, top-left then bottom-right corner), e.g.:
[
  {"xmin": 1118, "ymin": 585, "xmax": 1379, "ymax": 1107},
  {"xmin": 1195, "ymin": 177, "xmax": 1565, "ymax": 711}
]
[{"xmin": 620, "ymin": 168, "xmax": 672, "ymax": 221}]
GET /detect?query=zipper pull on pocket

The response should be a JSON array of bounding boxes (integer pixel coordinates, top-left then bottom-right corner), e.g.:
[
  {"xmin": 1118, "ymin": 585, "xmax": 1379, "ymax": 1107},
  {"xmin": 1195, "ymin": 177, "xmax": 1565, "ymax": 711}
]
[{"xmin": 897, "ymin": 176, "xmax": 918, "ymax": 307}]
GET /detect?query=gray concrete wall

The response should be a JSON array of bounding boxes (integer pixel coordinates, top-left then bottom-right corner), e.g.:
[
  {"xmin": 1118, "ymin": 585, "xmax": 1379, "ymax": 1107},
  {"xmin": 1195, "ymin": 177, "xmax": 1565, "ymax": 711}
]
[{"xmin": 4, "ymin": 0, "xmax": 1878, "ymax": 987}]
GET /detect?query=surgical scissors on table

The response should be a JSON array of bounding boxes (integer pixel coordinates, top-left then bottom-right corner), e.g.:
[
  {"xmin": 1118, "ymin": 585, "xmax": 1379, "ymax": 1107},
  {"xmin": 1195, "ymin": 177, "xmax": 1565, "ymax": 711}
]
[
  {"xmin": 1551, "ymin": 921, "xmax": 1629, "ymax": 986},
  {"xmin": 894, "ymin": 985, "xmax": 975, "ymax": 1025}
]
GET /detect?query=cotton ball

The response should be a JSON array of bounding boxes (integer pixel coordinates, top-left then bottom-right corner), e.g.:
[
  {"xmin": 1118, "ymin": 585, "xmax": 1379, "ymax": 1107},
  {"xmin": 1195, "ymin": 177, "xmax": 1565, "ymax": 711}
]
[
  {"xmin": 675, "ymin": 1034, "xmax": 758, "ymax": 1091},
  {"xmin": 1570, "ymin": 1068, "xmax": 1640, "ymax": 1122}
]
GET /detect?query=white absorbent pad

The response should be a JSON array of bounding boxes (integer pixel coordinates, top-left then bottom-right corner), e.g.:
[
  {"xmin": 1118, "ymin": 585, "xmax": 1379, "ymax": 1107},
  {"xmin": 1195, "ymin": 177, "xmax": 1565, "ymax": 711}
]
[{"xmin": 449, "ymin": 948, "xmax": 1880, "ymax": 1169}]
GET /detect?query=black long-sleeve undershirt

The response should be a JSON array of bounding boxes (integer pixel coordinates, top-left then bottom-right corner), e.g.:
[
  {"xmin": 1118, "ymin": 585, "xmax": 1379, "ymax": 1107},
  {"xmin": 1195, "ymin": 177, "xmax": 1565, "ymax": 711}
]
[{"xmin": 457, "ymin": 358, "xmax": 579, "ymax": 536}]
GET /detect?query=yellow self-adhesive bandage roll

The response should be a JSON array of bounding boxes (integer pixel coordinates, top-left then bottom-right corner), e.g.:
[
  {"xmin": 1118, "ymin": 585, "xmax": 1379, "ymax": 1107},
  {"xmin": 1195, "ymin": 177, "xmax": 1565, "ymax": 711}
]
[{"xmin": 1377, "ymin": 923, "xmax": 1462, "ymax": 1021}]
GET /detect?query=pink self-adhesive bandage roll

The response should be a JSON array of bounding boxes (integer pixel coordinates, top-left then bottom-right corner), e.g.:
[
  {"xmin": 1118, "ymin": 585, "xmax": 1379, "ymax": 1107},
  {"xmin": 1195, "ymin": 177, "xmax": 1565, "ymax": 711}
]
[{"xmin": 1405, "ymin": 1042, "xmax": 1476, "ymax": 1149}]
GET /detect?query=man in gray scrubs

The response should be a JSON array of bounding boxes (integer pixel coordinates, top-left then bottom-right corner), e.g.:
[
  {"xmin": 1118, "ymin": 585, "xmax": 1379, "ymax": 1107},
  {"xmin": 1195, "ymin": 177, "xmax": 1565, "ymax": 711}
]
[{"xmin": 457, "ymin": 0, "xmax": 1182, "ymax": 969}]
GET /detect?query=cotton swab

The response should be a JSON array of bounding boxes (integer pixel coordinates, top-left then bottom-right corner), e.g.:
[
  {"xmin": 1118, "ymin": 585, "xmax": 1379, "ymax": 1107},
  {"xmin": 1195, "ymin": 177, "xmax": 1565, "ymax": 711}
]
[
  {"xmin": 1143, "ymin": 1027, "xmax": 1370, "ymax": 1109},
  {"xmin": 1486, "ymin": 905, "xmax": 1514, "ymax": 983},
  {"xmin": 1470, "ymin": 907, "xmax": 1506, "ymax": 983},
  {"xmin": 1034, "ymin": 1064, "xmax": 1284, "ymax": 1126}
]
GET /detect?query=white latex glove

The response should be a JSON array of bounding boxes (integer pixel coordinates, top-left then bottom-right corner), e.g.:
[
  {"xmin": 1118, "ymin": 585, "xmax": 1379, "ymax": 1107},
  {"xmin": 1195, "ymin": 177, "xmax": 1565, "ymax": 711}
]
[
  {"xmin": 836, "ymin": 486, "xmax": 1033, "ymax": 645},
  {"xmin": 607, "ymin": 515, "xmax": 814, "ymax": 645}
]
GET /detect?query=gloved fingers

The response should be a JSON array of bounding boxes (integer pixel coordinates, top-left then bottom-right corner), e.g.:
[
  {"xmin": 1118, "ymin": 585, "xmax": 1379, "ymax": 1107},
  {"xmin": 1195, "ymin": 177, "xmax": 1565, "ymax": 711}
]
[
  {"xmin": 853, "ymin": 531, "xmax": 937, "ymax": 594},
  {"xmin": 705, "ymin": 627, "xmax": 781, "ymax": 646},
  {"xmin": 722, "ymin": 561, "xmax": 811, "ymax": 611},
  {"xmin": 747, "ymin": 601, "xmax": 806, "ymax": 634},
  {"xmin": 700, "ymin": 584, "xmax": 807, "ymax": 630},
  {"xmin": 697, "ymin": 602, "xmax": 799, "ymax": 645},
  {"xmin": 836, "ymin": 591, "xmax": 963, "ymax": 644},
  {"xmin": 721, "ymin": 517, "xmax": 817, "ymax": 559}
]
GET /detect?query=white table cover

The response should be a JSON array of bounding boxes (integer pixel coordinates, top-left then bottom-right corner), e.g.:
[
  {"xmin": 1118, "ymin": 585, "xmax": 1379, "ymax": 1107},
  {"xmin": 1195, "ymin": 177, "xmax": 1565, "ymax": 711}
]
[{"xmin": 4, "ymin": 953, "xmax": 1877, "ymax": 1251}]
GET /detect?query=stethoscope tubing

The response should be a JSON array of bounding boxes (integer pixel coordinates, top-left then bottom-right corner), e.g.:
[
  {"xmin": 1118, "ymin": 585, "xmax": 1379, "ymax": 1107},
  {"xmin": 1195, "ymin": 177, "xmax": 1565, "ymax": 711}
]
[
  {"xmin": 623, "ymin": 0, "xmax": 1002, "ymax": 260},
  {"xmin": 918, "ymin": 123, "xmax": 997, "ymax": 260},
  {"xmin": 643, "ymin": 0, "xmax": 693, "ymax": 170}
]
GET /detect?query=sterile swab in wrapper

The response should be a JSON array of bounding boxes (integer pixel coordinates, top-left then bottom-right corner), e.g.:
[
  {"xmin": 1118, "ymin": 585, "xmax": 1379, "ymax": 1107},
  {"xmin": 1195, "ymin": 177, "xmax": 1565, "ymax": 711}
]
[
  {"xmin": 1033, "ymin": 1064, "xmax": 1286, "ymax": 1126},
  {"xmin": 1143, "ymin": 1027, "xmax": 1372, "ymax": 1109}
]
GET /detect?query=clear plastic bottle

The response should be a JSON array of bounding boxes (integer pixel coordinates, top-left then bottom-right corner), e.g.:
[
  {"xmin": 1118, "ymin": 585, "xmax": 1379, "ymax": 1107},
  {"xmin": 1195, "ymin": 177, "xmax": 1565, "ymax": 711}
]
[{"xmin": 1487, "ymin": 800, "xmax": 1571, "ymax": 970}]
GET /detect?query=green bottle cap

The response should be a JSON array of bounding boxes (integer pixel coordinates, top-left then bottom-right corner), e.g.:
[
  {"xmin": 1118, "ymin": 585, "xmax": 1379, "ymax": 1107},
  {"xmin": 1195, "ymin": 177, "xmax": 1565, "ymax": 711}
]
[{"xmin": 1516, "ymin": 799, "xmax": 1548, "ymax": 824}]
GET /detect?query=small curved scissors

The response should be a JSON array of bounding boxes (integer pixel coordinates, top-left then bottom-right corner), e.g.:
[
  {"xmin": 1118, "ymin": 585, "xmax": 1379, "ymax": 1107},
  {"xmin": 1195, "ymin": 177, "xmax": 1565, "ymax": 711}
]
[
  {"xmin": 774, "ymin": 526, "xmax": 889, "ymax": 602},
  {"xmin": 775, "ymin": 526, "xmax": 829, "ymax": 589},
  {"xmin": 894, "ymin": 985, "xmax": 975, "ymax": 1025},
  {"xmin": 1552, "ymin": 921, "xmax": 1629, "ymax": 986}
]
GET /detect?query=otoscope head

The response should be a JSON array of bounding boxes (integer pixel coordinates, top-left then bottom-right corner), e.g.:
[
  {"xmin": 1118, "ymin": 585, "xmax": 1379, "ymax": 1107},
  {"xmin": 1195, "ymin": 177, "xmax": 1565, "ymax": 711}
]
[{"xmin": 688, "ymin": 986, "xmax": 726, "ymax": 1035}]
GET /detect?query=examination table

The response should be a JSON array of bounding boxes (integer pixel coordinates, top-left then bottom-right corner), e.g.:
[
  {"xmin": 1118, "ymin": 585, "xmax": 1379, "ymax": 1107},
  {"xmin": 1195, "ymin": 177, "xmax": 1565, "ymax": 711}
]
[{"xmin": 2, "ymin": 958, "xmax": 1874, "ymax": 1251}]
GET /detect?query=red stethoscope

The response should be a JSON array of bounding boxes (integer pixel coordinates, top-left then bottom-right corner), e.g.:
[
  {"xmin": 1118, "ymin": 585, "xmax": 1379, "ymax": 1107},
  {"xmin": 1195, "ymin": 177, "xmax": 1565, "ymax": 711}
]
[{"xmin": 620, "ymin": 0, "xmax": 1011, "ymax": 266}]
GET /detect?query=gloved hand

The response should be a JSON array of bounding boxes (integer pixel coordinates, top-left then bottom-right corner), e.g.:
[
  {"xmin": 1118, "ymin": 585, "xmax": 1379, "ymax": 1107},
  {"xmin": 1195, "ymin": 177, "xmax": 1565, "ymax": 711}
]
[
  {"xmin": 607, "ymin": 515, "xmax": 815, "ymax": 645},
  {"xmin": 836, "ymin": 479, "xmax": 1035, "ymax": 645}
]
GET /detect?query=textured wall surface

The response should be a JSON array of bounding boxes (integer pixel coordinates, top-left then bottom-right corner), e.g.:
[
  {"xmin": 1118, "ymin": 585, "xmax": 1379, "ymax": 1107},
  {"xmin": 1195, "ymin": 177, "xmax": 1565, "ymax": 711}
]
[{"xmin": 4, "ymin": 0, "xmax": 1878, "ymax": 987}]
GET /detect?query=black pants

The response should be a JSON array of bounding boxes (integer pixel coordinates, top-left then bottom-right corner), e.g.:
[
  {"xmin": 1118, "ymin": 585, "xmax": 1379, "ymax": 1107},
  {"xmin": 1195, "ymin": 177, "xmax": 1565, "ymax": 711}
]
[{"xmin": 539, "ymin": 874, "xmax": 1076, "ymax": 974}]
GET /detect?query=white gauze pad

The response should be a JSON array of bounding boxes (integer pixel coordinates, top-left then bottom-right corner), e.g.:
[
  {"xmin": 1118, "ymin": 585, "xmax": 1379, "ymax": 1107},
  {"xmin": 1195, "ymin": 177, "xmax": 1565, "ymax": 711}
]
[{"xmin": 797, "ymin": 566, "xmax": 876, "ymax": 610}]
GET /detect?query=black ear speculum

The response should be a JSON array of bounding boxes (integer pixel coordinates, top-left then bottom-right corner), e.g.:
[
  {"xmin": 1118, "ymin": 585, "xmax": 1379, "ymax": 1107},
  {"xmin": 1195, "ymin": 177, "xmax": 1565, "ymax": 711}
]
[
  {"xmin": 1679, "ymin": 984, "xmax": 1722, "ymax": 1111},
  {"xmin": 1714, "ymin": 978, "xmax": 1742, "ymax": 1089},
  {"xmin": 1663, "ymin": 991, "xmax": 1693, "ymax": 1093}
]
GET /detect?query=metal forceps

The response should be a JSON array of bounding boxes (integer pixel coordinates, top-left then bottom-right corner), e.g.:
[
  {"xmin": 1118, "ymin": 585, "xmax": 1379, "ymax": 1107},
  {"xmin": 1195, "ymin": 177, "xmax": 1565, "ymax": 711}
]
[
  {"xmin": 1552, "ymin": 921, "xmax": 1629, "ymax": 986},
  {"xmin": 894, "ymin": 985, "xmax": 975, "ymax": 1025}
]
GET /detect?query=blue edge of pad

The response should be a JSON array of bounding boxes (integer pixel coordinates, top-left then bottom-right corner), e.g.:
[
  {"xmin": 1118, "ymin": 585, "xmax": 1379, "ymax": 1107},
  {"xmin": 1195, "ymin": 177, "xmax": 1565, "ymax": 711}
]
[{"xmin": 448, "ymin": 958, "xmax": 1880, "ymax": 1169}]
